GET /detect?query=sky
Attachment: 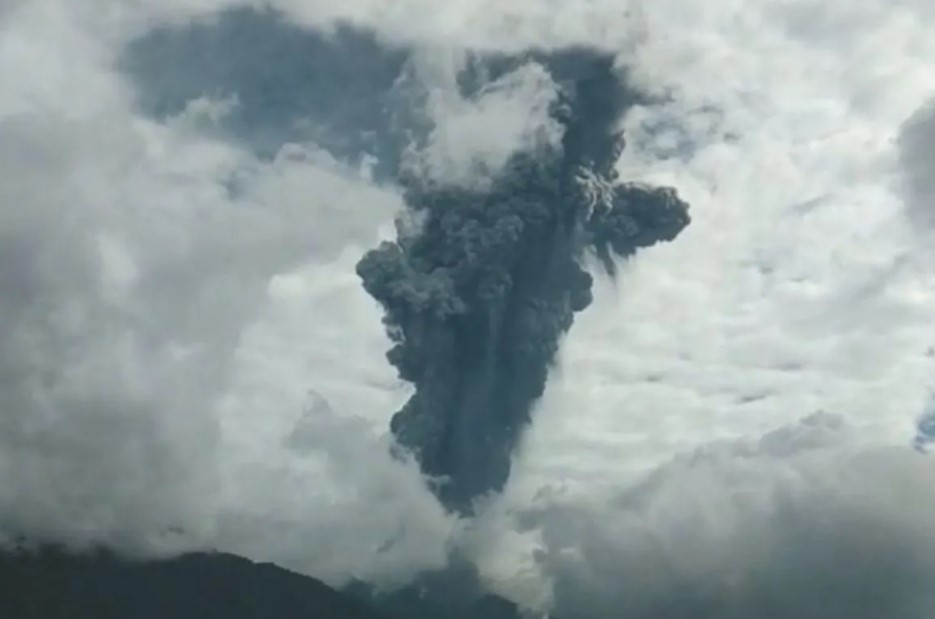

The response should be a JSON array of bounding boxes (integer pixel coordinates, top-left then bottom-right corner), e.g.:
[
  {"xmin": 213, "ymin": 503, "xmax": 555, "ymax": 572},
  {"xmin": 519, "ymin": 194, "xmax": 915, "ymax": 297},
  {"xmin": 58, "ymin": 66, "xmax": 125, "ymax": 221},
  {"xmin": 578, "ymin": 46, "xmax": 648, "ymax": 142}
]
[{"xmin": 3, "ymin": 1, "xmax": 935, "ymax": 617}]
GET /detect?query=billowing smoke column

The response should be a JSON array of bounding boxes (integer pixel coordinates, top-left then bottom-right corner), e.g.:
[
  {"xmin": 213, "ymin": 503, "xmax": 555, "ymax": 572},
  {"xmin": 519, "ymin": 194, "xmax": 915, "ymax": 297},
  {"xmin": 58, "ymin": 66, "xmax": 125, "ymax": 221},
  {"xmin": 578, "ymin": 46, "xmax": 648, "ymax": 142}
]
[{"xmin": 358, "ymin": 49, "xmax": 690, "ymax": 513}]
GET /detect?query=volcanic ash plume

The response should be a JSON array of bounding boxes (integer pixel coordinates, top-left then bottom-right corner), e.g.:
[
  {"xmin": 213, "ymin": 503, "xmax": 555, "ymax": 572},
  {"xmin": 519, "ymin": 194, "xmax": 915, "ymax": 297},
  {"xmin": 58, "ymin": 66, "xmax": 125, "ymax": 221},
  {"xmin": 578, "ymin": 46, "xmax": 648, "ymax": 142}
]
[{"xmin": 357, "ymin": 49, "xmax": 691, "ymax": 513}]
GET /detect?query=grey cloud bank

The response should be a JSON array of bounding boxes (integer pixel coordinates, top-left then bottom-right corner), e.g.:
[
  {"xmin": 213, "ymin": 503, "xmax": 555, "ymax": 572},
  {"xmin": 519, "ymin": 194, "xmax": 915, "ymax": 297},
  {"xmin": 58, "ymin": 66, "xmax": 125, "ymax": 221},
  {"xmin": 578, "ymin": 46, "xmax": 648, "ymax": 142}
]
[
  {"xmin": 512, "ymin": 415, "xmax": 935, "ymax": 618},
  {"xmin": 0, "ymin": 3, "xmax": 449, "ymax": 583}
]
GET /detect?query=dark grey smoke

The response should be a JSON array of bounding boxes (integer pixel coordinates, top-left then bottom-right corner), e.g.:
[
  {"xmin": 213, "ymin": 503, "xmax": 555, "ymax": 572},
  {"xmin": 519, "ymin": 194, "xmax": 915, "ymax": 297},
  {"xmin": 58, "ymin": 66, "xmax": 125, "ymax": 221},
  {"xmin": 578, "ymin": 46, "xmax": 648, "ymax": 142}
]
[
  {"xmin": 357, "ymin": 50, "xmax": 690, "ymax": 513},
  {"xmin": 120, "ymin": 7, "xmax": 411, "ymax": 176}
]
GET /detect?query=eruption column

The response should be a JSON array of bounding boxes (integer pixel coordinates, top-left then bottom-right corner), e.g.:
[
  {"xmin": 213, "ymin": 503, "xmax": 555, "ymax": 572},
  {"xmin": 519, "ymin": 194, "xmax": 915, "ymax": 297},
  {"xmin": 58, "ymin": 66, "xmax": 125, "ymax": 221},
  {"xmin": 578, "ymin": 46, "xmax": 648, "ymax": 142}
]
[{"xmin": 358, "ymin": 49, "xmax": 691, "ymax": 514}]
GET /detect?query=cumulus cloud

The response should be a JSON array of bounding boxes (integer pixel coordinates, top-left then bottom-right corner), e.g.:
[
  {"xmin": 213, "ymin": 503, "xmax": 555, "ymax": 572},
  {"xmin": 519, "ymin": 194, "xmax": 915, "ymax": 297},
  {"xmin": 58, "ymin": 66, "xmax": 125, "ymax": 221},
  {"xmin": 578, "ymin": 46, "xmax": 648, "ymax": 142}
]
[
  {"xmin": 471, "ymin": 414, "xmax": 935, "ymax": 618},
  {"xmin": 459, "ymin": 2, "xmax": 935, "ymax": 615},
  {"xmin": 398, "ymin": 56, "xmax": 563, "ymax": 186},
  {"xmin": 507, "ymin": 0, "xmax": 935, "ymax": 493},
  {"xmin": 0, "ymin": 0, "xmax": 452, "ymax": 585}
]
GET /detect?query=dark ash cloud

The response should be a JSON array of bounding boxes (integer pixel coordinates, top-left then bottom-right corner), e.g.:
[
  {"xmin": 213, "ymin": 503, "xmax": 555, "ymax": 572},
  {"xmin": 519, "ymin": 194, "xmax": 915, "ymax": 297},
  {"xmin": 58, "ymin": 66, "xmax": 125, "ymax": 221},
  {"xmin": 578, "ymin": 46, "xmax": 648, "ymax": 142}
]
[
  {"xmin": 120, "ymin": 7, "xmax": 412, "ymax": 175},
  {"xmin": 357, "ymin": 49, "xmax": 690, "ymax": 514}
]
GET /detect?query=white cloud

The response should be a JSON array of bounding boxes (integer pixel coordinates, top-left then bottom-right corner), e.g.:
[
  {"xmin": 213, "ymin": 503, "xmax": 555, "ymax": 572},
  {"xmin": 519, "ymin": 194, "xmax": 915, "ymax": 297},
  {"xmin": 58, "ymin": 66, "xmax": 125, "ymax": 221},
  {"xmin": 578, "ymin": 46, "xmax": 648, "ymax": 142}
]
[
  {"xmin": 473, "ymin": 414, "xmax": 935, "ymax": 617},
  {"xmin": 401, "ymin": 57, "xmax": 563, "ymax": 187},
  {"xmin": 475, "ymin": 1, "xmax": 935, "ymax": 613},
  {"xmin": 508, "ymin": 0, "xmax": 935, "ymax": 491},
  {"xmin": 0, "ymin": 0, "xmax": 451, "ymax": 585}
]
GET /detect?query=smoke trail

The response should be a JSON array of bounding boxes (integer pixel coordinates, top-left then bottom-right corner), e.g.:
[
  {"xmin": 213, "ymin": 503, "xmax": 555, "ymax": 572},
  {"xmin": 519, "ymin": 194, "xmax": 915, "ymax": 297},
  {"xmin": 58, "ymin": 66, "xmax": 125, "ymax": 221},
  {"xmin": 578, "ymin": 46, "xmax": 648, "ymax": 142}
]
[{"xmin": 357, "ymin": 48, "xmax": 690, "ymax": 513}]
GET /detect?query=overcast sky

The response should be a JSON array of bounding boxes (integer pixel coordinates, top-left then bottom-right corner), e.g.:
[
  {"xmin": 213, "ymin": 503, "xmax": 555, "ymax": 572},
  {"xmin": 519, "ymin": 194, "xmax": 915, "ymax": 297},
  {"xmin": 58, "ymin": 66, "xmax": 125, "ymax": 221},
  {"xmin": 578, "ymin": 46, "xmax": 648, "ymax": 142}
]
[{"xmin": 3, "ymin": 1, "xmax": 935, "ymax": 616}]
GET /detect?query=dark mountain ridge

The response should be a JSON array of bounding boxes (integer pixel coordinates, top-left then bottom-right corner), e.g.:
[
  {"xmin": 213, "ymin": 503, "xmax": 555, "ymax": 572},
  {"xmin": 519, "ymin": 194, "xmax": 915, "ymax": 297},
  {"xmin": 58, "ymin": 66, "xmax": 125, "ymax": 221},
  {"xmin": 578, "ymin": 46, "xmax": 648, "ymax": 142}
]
[{"xmin": 0, "ymin": 547, "xmax": 396, "ymax": 619}]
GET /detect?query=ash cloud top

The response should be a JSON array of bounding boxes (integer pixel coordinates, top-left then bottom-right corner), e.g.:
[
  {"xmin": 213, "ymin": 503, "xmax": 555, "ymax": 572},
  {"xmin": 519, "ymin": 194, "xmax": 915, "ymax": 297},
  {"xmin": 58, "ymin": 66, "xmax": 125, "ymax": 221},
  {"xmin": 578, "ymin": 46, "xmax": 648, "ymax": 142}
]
[{"xmin": 120, "ymin": 8, "xmax": 411, "ymax": 173}]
